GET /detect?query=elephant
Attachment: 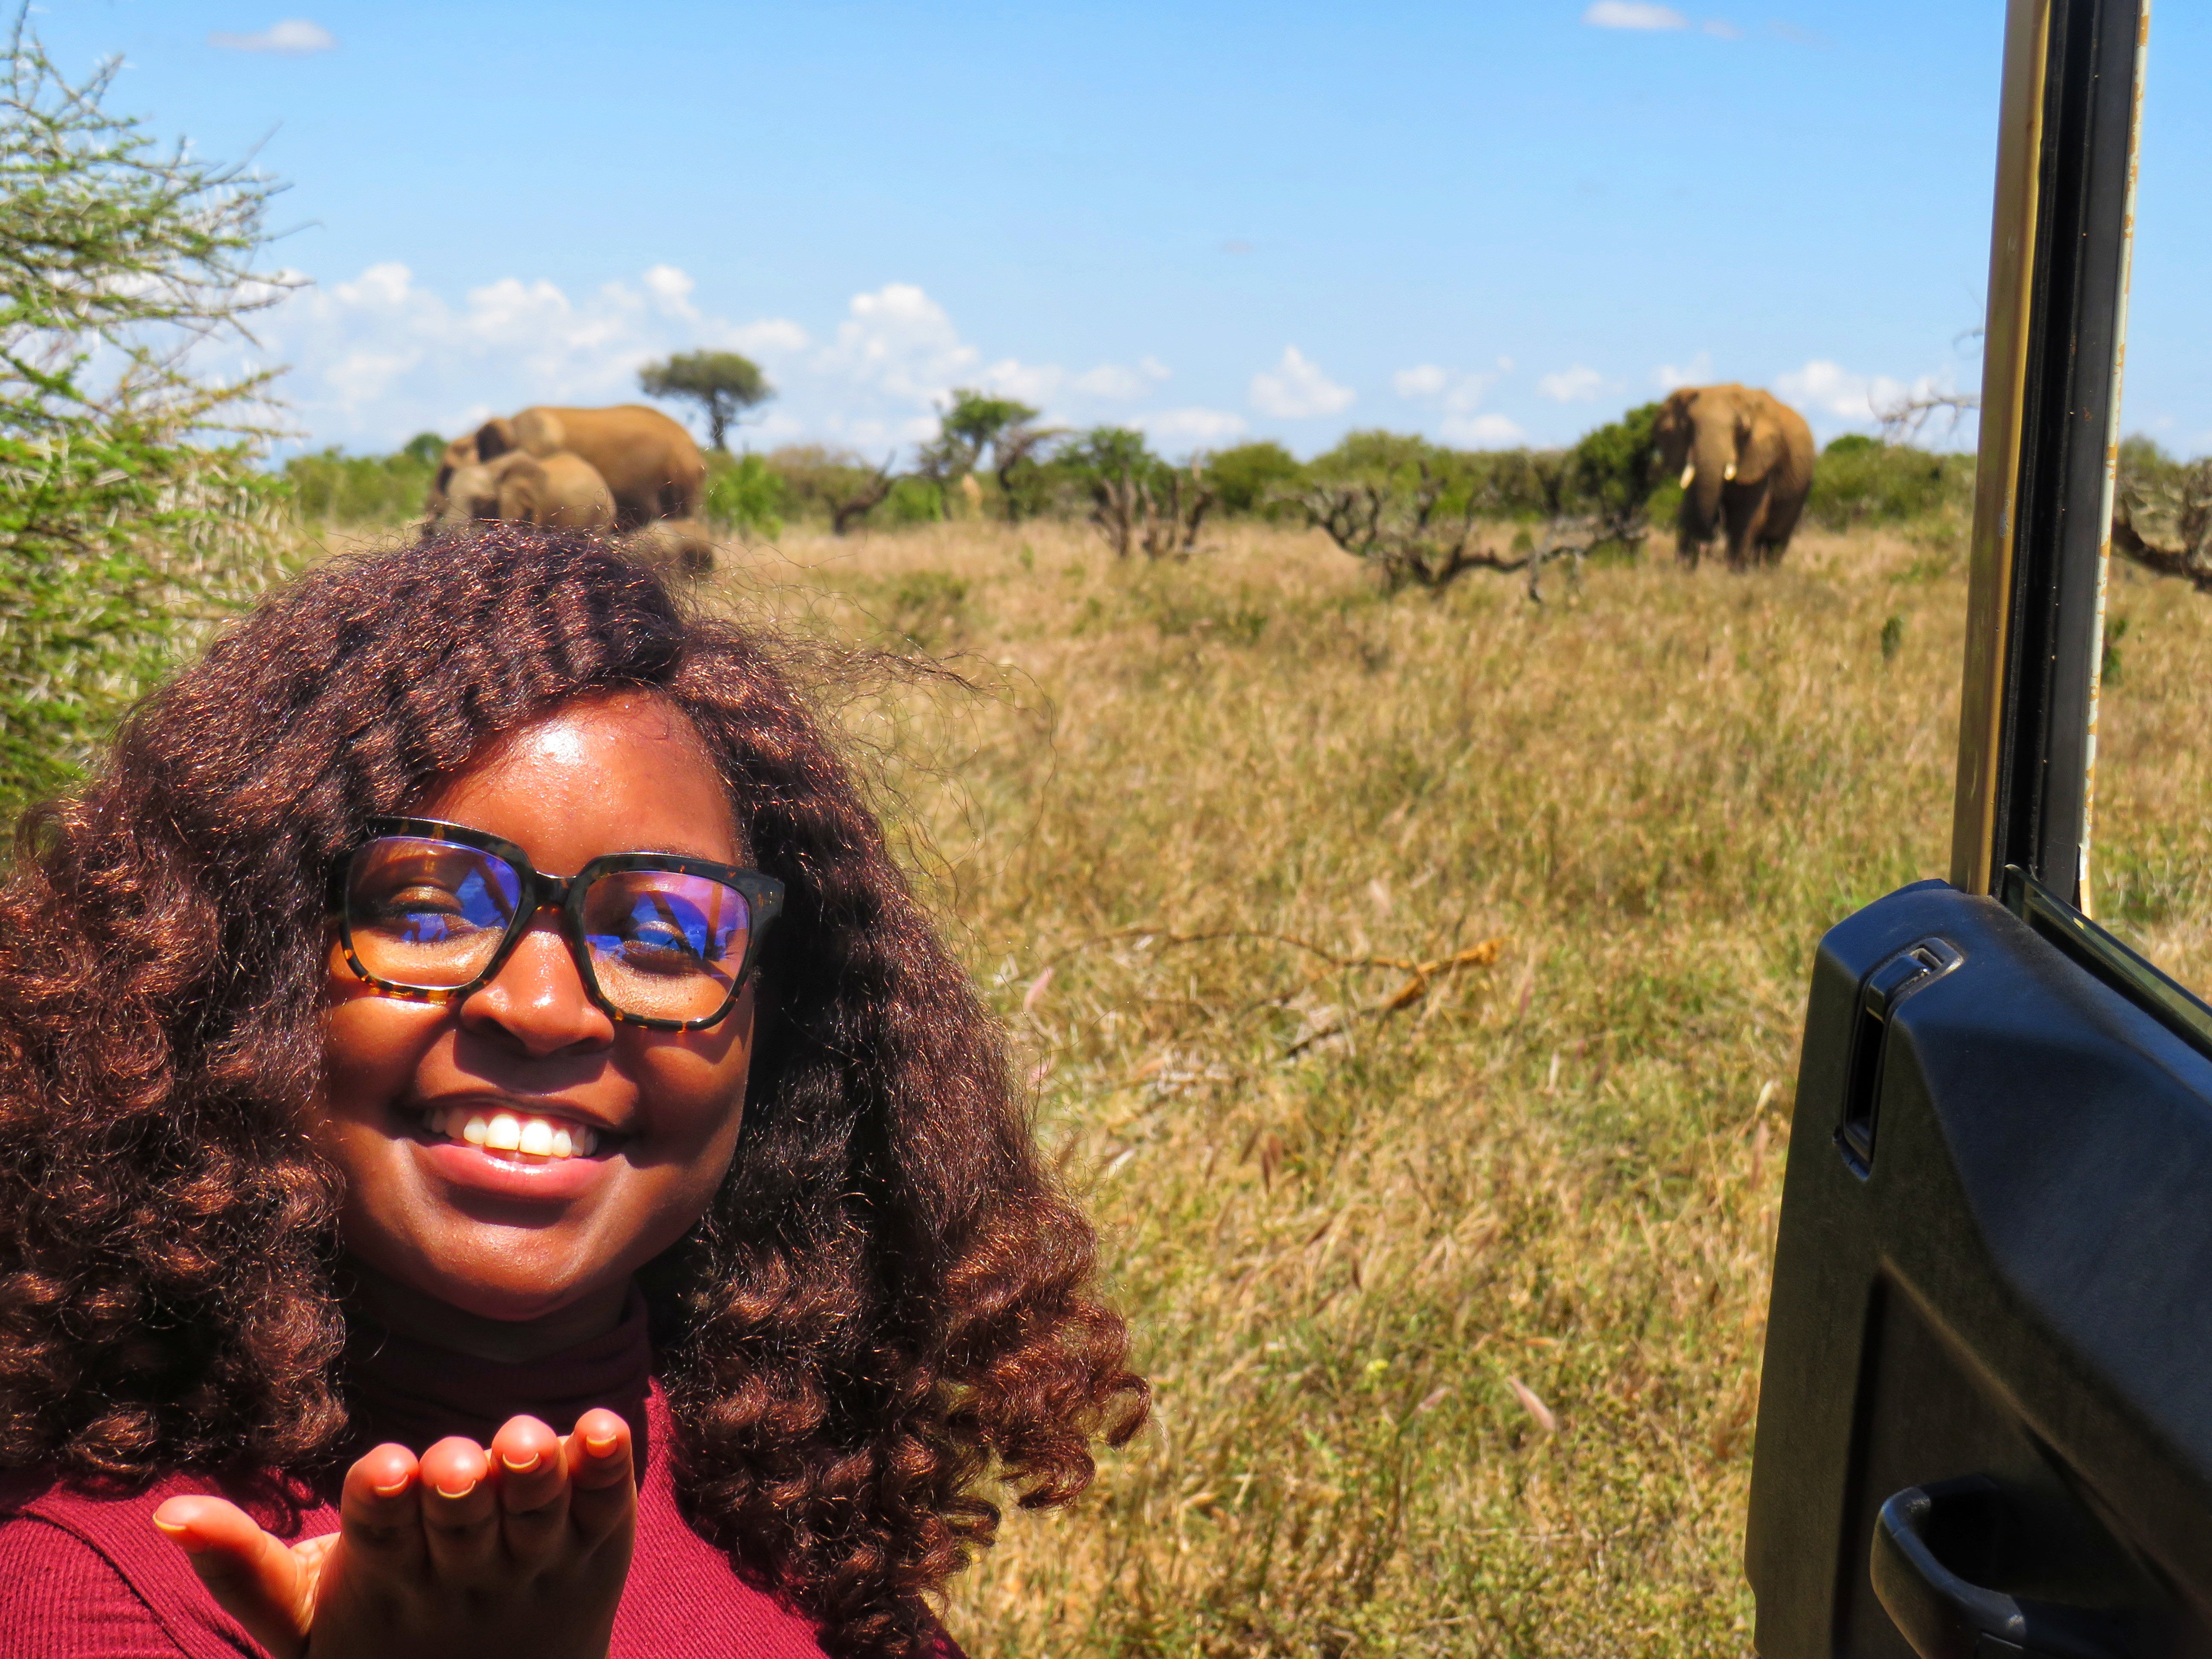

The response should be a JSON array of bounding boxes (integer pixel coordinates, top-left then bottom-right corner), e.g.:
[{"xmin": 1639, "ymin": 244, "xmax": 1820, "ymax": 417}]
[
  {"xmin": 1652, "ymin": 384, "xmax": 1816, "ymax": 569},
  {"xmin": 471, "ymin": 405, "xmax": 706, "ymax": 530},
  {"xmin": 427, "ymin": 449, "xmax": 616, "ymax": 533}
]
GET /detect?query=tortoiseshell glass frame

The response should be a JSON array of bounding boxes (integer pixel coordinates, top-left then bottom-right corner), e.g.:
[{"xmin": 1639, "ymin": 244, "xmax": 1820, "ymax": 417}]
[{"xmin": 331, "ymin": 815, "xmax": 785, "ymax": 1031}]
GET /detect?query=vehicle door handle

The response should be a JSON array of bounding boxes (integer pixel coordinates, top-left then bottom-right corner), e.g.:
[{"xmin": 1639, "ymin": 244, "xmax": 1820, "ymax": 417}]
[{"xmin": 1871, "ymin": 1481, "xmax": 2126, "ymax": 1659}]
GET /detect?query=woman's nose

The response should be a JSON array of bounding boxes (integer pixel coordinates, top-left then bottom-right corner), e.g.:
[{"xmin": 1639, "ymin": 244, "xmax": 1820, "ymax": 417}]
[{"xmin": 459, "ymin": 917, "xmax": 614, "ymax": 1055}]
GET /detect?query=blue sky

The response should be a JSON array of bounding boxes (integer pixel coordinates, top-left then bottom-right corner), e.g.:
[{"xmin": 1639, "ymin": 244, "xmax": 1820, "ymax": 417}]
[{"xmin": 31, "ymin": 0, "xmax": 2212, "ymax": 459}]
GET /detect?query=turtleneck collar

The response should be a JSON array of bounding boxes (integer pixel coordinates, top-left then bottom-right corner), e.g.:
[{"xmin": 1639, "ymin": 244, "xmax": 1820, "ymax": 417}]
[{"xmin": 342, "ymin": 1284, "xmax": 655, "ymax": 1467}]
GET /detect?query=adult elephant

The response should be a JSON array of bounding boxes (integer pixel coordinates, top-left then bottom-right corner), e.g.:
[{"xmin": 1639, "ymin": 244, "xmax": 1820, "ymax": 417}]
[
  {"xmin": 1652, "ymin": 384, "xmax": 1816, "ymax": 569},
  {"xmin": 473, "ymin": 404, "xmax": 706, "ymax": 530},
  {"xmin": 426, "ymin": 450, "xmax": 617, "ymax": 533}
]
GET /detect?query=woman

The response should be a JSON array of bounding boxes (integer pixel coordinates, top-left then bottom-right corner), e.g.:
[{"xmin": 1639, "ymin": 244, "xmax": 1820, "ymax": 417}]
[{"xmin": 0, "ymin": 530, "xmax": 1145, "ymax": 1658}]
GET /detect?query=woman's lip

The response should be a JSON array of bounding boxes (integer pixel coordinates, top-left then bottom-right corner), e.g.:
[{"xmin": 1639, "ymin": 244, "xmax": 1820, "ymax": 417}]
[{"xmin": 410, "ymin": 1135, "xmax": 614, "ymax": 1201}]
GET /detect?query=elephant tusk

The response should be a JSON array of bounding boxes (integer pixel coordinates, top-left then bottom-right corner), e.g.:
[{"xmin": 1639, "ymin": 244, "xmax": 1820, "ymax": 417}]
[
  {"xmin": 1722, "ymin": 463, "xmax": 1737, "ymax": 483},
  {"xmin": 1680, "ymin": 462, "xmax": 1697, "ymax": 490}
]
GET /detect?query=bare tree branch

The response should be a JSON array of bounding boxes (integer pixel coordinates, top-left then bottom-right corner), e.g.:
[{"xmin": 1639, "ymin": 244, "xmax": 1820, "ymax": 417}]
[
  {"xmin": 828, "ymin": 452, "xmax": 898, "ymax": 536},
  {"xmin": 1874, "ymin": 390, "xmax": 1980, "ymax": 446}
]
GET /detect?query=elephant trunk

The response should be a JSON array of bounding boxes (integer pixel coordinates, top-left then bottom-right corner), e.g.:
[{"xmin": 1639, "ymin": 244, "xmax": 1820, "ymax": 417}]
[{"xmin": 1681, "ymin": 423, "xmax": 1733, "ymax": 538}]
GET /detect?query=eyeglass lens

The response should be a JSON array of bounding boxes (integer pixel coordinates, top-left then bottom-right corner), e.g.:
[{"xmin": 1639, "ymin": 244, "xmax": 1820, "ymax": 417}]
[{"xmin": 346, "ymin": 836, "xmax": 752, "ymax": 1023}]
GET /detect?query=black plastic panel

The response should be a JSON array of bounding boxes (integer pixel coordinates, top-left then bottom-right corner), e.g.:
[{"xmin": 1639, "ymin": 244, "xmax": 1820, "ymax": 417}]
[{"xmin": 1746, "ymin": 881, "xmax": 2212, "ymax": 1655}]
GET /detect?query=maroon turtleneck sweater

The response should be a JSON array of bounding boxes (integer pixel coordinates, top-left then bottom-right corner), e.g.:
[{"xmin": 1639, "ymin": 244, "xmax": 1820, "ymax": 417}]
[{"xmin": 0, "ymin": 1297, "xmax": 964, "ymax": 1659}]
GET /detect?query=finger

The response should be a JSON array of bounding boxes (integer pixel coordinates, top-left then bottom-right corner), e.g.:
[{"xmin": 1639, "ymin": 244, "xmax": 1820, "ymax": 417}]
[
  {"xmin": 562, "ymin": 1409, "xmax": 637, "ymax": 1549},
  {"xmin": 489, "ymin": 1415, "xmax": 568, "ymax": 1563},
  {"xmin": 417, "ymin": 1436, "xmax": 498, "ymax": 1577},
  {"xmin": 154, "ymin": 1496, "xmax": 311, "ymax": 1659},
  {"xmin": 337, "ymin": 1442, "xmax": 428, "ymax": 1573}
]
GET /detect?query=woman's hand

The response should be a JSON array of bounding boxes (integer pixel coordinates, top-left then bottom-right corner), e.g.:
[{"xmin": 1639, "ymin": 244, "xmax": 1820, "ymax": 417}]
[{"xmin": 152, "ymin": 1410, "xmax": 637, "ymax": 1659}]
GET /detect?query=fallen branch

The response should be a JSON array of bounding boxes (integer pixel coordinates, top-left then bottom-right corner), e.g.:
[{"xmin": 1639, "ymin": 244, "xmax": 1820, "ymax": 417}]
[
  {"xmin": 1284, "ymin": 938, "xmax": 1505, "ymax": 1055},
  {"xmin": 1037, "ymin": 924, "xmax": 1507, "ymax": 1054}
]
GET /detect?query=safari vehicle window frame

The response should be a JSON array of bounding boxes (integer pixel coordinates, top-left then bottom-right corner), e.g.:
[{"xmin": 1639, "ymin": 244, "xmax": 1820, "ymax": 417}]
[{"xmin": 1950, "ymin": 0, "xmax": 2149, "ymax": 914}]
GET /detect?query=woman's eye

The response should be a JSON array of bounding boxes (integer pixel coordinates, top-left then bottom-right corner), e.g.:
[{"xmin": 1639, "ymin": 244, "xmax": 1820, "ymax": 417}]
[
  {"xmin": 621, "ymin": 921, "xmax": 704, "ymax": 960},
  {"xmin": 364, "ymin": 885, "xmax": 489, "ymax": 934}
]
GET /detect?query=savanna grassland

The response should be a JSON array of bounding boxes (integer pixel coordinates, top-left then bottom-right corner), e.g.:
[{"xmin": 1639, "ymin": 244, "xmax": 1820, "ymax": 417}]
[
  {"xmin": 293, "ymin": 506, "xmax": 2212, "ymax": 1657},
  {"xmin": 638, "ymin": 508, "xmax": 2212, "ymax": 1659},
  {"xmin": 664, "ymin": 514, "xmax": 2212, "ymax": 1659}
]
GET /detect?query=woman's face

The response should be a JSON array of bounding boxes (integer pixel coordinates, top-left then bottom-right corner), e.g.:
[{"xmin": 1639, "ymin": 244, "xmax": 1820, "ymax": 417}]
[{"xmin": 314, "ymin": 692, "xmax": 756, "ymax": 1327}]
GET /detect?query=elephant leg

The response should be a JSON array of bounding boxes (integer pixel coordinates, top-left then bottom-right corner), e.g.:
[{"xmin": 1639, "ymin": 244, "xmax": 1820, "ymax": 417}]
[
  {"xmin": 1674, "ymin": 511, "xmax": 1703, "ymax": 570},
  {"xmin": 1724, "ymin": 484, "xmax": 1770, "ymax": 571},
  {"xmin": 1759, "ymin": 489, "xmax": 1807, "ymax": 565}
]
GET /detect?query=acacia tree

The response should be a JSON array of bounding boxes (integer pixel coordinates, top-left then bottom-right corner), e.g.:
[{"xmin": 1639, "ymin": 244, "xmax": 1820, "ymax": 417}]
[
  {"xmin": 638, "ymin": 349, "xmax": 772, "ymax": 451},
  {"xmin": 918, "ymin": 389, "xmax": 1059, "ymax": 521},
  {"xmin": 1, "ymin": 16, "xmax": 294, "ymax": 816}
]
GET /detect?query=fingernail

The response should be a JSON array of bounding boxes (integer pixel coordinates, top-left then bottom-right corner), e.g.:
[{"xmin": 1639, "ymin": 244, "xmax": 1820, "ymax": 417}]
[
  {"xmin": 501, "ymin": 1449, "xmax": 542, "ymax": 1474},
  {"xmin": 582, "ymin": 1429, "xmax": 620, "ymax": 1455},
  {"xmin": 152, "ymin": 1517, "xmax": 207, "ymax": 1553},
  {"xmin": 372, "ymin": 1475, "xmax": 411, "ymax": 1498},
  {"xmin": 432, "ymin": 1478, "xmax": 478, "ymax": 1499}
]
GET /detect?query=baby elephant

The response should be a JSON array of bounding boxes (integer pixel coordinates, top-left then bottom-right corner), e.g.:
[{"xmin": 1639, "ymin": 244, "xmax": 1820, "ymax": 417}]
[{"xmin": 425, "ymin": 450, "xmax": 615, "ymax": 533}]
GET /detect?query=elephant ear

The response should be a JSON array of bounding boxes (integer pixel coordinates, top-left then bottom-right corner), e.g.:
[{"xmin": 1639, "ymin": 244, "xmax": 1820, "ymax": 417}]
[
  {"xmin": 474, "ymin": 417, "xmax": 518, "ymax": 461},
  {"xmin": 1655, "ymin": 390, "xmax": 1696, "ymax": 464},
  {"xmin": 1738, "ymin": 400, "xmax": 1787, "ymax": 481}
]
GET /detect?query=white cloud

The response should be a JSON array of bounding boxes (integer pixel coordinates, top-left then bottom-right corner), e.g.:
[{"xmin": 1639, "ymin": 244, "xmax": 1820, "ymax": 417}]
[
  {"xmin": 1394, "ymin": 359, "xmax": 1509, "ymax": 414},
  {"xmin": 1249, "ymin": 346, "xmax": 1355, "ymax": 419},
  {"xmin": 642, "ymin": 265, "xmax": 697, "ymax": 320},
  {"xmin": 979, "ymin": 359, "xmax": 1064, "ymax": 403},
  {"xmin": 1141, "ymin": 407, "xmax": 1248, "ymax": 449},
  {"xmin": 1775, "ymin": 358, "xmax": 1948, "ymax": 424},
  {"xmin": 1584, "ymin": 2, "xmax": 1688, "ymax": 29},
  {"xmin": 1443, "ymin": 413, "xmax": 1526, "ymax": 446},
  {"xmin": 1074, "ymin": 357, "xmax": 1172, "ymax": 399},
  {"xmin": 1393, "ymin": 364, "xmax": 1449, "ymax": 399},
  {"xmin": 241, "ymin": 264, "xmax": 1220, "ymax": 456},
  {"xmin": 1703, "ymin": 17, "xmax": 1743, "ymax": 37},
  {"xmin": 1537, "ymin": 364, "xmax": 1606, "ymax": 403},
  {"xmin": 1656, "ymin": 351, "xmax": 1714, "ymax": 390},
  {"xmin": 816, "ymin": 282, "xmax": 981, "ymax": 406},
  {"xmin": 209, "ymin": 18, "xmax": 335, "ymax": 52},
  {"xmin": 715, "ymin": 317, "xmax": 809, "ymax": 355}
]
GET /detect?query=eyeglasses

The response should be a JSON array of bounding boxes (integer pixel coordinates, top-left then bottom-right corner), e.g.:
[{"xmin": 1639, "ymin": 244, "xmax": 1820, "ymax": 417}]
[{"xmin": 332, "ymin": 816, "xmax": 785, "ymax": 1031}]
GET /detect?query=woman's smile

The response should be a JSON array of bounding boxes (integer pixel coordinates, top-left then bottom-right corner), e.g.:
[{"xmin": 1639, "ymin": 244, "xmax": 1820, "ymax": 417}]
[{"xmin": 399, "ymin": 1094, "xmax": 622, "ymax": 1201}]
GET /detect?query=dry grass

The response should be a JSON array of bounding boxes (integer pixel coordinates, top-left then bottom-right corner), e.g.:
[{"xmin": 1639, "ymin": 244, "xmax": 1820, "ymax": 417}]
[{"xmin": 684, "ymin": 515, "xmax": 2208, "ymax": 1656}]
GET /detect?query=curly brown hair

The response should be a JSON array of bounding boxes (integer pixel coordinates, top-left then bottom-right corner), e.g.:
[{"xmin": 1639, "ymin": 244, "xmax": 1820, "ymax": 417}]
[{"xmin": 0, "ymin": 527, "xmax": 1147, "ymax": 1656}]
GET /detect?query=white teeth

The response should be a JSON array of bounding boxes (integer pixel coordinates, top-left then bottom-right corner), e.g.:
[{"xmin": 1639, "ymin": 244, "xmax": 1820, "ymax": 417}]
[{"xmin": 428, "ymin": 1108, "xmax": 598, "ymax": 1161}]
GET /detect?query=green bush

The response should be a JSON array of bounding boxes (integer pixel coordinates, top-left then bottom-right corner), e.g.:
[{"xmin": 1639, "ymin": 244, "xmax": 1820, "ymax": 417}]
[
  {"xmin": 1203, "ymin": 441, "xmax": 1304, "ymax": 518},
  {"xmin": 884, "ymin": 476, "xmax": 946, "ymax": 525},
  {"xmin": 702, "ymin": 452, "xmax": 788, "ymax": 538},
  {"xmin": 285, "ymin": 435, "xmax": 443, "ymax": 526},
  {"xmin": 1565, "ymin": 402, "xmax": 1664, "ymax": 538},
  {"xmin": 1806, "ymin": 437, "xmax": 1973, "ymax": 528},
  {"xmin": 0, "ymin": 25, "xmax": 296, "ymax": 821}
]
